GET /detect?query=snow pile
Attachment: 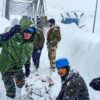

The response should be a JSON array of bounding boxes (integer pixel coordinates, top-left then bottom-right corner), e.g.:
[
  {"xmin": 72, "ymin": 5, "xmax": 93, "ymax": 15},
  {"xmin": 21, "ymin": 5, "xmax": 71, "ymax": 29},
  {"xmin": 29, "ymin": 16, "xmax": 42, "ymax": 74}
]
[
  {"xmin": 46, "ymin": 0, "xmax": 100, "ymax": 17},
  {"xmin": 0, "ymin": 16, "xmax": 11, "ymax": 33},
  {"xmin": 0, "ymin": 0, "xmax": 6, "ymax": 17},
  {"xmin": 22, "ymin": 71, "xmax": 60, "ymax": 100},
  {"xmin": 46, "ymin": 0, "xmax": 100, "ymax": 33},
  {"xmin": 56, "ymin": 23, "xmax": 100, "ymax": 100}
]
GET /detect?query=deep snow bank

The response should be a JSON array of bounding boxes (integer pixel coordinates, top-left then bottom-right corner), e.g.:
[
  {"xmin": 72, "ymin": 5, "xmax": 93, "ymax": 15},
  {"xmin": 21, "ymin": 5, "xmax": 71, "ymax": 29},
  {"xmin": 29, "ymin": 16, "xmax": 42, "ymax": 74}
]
[
  {"xmin": 46, "ymin": 0, "xmax": 100, "ymax": 33},
  {"xmin": 46, "ymin": 0, "xmax": 100, "ymax": 18},
  {"xmin": 56, "ymin": 23, "xmax": 100, "ymax": 100},
  {"xmin": 57, "ymin": 23, "xmax": 100, "ymax": 78},
  {"xmin": 0, "ymin": 16, "xmax": 11, "ymax": 33}
]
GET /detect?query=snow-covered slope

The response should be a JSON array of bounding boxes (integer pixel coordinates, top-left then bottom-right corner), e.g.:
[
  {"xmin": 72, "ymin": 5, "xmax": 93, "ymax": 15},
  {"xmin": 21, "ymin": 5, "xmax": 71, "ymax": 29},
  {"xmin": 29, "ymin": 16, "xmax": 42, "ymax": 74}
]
[
  {"xmin": 46, "ymin": 0, "xmax": 100, "ymax": 99},
  {"xmin": 56, "ymin": 23, "xmax": 100, "ymax": 100},
  {"xmin": 46, "ymin": 0, "xmax": 100, "ymax": 17}
]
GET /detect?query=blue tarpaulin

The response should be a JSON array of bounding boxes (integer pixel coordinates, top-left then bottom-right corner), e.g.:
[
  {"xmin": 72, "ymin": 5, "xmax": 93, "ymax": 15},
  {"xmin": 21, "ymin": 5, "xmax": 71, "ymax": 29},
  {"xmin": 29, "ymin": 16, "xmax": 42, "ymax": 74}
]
[{"xmin": 61, "ymin": 18, "xmax": 79, "ymax": 26}]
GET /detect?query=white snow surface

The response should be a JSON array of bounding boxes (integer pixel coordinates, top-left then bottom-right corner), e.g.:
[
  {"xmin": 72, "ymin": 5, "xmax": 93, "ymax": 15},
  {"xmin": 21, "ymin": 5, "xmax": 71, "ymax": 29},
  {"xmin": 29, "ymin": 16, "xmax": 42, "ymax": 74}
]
[
  {"xmin": 0, "ymin": 16, "xmax": 11, "ymax": 33},
  {"xmin": 0, "ymin": 0, "xmax": 100, "ymax": 100}
]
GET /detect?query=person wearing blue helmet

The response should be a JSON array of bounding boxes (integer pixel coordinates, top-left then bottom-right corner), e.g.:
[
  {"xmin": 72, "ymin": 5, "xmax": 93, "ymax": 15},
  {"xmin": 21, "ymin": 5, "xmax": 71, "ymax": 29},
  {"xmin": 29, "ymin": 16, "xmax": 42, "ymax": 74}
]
[
  {"xmin": 56, "ymin": 58, "xmax": 90, "ymax": 100},
  {"xmin": 0, "ymin": 17, "xmax": 36, "ymax": 99}
]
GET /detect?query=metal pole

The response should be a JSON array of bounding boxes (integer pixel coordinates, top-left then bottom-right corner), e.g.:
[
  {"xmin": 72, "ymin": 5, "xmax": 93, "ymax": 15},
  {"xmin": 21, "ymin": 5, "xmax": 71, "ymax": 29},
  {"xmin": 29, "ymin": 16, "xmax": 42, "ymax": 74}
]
[
  {"xmin": 92, "ymin": 0, "xmax": 98, "ymax": 33},
  {"xmin": 5, "ymin": 0, "xmax": 10, "ymax": 19}
]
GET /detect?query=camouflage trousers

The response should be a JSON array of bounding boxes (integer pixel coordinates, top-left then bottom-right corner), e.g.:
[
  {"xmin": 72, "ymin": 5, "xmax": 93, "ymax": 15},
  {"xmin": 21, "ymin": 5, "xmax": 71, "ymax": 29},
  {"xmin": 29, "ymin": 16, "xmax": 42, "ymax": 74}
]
[
  {"xmin": 48, "ymin": 46, "xmax": 57, "ymax": 69},
  {"xmin": 2, "ymin": 69, "xmax": 25, "ymax": 98}
]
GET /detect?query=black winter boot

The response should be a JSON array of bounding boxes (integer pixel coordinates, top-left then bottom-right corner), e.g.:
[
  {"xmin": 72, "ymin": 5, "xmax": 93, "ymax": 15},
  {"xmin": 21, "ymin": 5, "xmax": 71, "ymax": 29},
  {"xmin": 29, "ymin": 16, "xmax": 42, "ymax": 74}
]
[{"xmin": 25, "ymin": 63, "xmax": 30, "ymax": 77}]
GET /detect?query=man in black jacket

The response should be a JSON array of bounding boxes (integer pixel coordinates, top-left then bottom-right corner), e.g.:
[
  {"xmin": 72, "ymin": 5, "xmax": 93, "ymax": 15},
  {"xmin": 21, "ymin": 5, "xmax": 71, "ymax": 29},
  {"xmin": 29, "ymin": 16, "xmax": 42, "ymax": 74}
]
[{"xmin": 55, "ymin": 58, "xmax": 90, "ymax": 100}]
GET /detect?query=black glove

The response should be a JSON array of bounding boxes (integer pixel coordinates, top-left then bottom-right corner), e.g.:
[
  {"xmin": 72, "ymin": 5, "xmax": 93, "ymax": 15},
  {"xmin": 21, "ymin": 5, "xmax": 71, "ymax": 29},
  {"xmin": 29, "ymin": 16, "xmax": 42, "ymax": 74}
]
[
  {"xmin": 89, "ymin": 77, "xmax": 100, "ymax": 91},
  {"xmin": 25, "ymin": 63, "xmax": 30, "ymax": 77},
  {"xmin": 10, "ymin": 25, "xmax": 21, "ymax": 34}
]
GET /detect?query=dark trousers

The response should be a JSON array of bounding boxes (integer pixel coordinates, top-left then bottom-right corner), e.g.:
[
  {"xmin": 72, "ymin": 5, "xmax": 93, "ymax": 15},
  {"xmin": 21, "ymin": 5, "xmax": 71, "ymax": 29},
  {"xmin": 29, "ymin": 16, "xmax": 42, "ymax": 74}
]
[
  {"xmin": 32, "ymin": 48, "xmax": 42, "ymax": 69},
  {"xmin": 25, "ymin": 60, "xmax": 30, "ymax": 77},
  {"xmin": 2, "ymin": 69, "xmax": 25, "ymax": 98}
]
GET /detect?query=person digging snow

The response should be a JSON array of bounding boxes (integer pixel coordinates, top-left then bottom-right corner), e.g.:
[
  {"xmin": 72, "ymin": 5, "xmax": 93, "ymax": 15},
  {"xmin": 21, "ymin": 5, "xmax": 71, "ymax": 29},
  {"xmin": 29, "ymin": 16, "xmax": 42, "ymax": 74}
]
[
  {"xmin": 47, "ymin": 18, "xmax": 61, "ymax": 71},
  {"xmin": 55, "ymin": 58, "xmax": 90, "ymax": 100},
  {"xmin": 0, "ymin": 17, "xmax": 36, "ymax": 99}
]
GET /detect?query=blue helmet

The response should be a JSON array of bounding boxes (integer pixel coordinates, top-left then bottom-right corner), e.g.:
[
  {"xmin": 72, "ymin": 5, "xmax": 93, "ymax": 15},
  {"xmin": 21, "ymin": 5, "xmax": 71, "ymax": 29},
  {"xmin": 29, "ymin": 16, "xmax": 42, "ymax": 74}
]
[
  {"xmin": 24, "ymin": 27, "xmax": 36, "ymax": 34},
  {"xmin": 56, "ymin": 58, "xmax": 69, "ymax": 69}
]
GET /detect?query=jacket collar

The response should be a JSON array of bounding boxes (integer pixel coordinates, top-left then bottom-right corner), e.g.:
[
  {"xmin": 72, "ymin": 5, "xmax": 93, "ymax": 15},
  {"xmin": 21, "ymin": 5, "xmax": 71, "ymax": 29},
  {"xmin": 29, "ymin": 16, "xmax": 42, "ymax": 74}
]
[{"xmin": 61, "ymin": 70, "xmax": 79, "ymax": 84}]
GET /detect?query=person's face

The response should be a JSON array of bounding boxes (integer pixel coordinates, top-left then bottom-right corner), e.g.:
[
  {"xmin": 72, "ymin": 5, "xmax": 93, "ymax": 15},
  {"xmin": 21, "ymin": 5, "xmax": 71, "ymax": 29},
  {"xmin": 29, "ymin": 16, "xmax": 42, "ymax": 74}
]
[
  {"xmin": 57, "ymin": 68, "xmax": 68, "ymax": 77},
  {"xmin": 23, "ymin": 32, "xmax": 32, "ymax": 40}
]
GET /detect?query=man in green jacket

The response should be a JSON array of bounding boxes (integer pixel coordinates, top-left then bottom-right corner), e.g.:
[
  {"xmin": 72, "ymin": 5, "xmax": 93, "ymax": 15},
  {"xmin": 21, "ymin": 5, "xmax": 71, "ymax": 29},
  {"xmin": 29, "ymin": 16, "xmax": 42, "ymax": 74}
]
[{"xmin": 0, "ymin": 17, "xmax": 36, "ymax": 99}]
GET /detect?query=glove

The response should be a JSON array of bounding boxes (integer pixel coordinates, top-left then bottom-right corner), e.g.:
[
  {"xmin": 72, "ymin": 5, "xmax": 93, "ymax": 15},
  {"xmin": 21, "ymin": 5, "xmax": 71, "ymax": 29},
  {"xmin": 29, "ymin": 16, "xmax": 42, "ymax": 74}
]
[
  {"xmin": 89, "ymin": 77, "xmax": 100, "ymax": 90},
  {"xmin": 10, "ymin": 25, "xmax": 21, "ymax": 34},
  {"xmin": 25, "ymin": 63, "xmax": 30, "ymax": 77}
]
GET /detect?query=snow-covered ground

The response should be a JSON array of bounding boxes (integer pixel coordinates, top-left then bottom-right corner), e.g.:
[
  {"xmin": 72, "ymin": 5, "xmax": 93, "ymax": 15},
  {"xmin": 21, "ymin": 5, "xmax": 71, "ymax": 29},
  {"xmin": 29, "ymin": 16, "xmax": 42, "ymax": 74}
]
[{"xmin": 0, "ymin": 0, "xmax": 100, "ymax": 100}]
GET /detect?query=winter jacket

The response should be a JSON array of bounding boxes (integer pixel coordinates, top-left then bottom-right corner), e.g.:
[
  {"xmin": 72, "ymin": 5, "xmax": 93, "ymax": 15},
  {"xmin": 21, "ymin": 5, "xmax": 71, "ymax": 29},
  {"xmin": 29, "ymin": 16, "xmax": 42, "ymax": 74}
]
[
  {"xmin": 47, "ymin": 25, "xmax": 61, "ymax": 47},
  {"xmin": 90, "ymin": 77, "xmax": 100, "ymax": 91},
  {"xmin": 0, "ymin": 31, "xmax": 35, "ymax": 74},
  {"xmin": 0, "ymin": 17, "xmax": 36, "ymax": 74},
  {"xmin": 56, "ymin": 70, "xmax": 90, "ymax": 100},
  {"xmin": 34, "ymin": 28, "xmax": 45, "ymax": 49}
]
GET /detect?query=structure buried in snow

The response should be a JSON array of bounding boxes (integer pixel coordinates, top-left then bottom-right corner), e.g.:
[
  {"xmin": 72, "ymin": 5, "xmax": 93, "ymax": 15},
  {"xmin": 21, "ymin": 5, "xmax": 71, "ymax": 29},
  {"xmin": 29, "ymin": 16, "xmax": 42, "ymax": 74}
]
[
  {"xmin": 61, "ymin": 11, "xmax": 85, "ymax": 28},
  {"xmin": 3, "ymin": 0, "xmax": 46, "ymax": 19}
]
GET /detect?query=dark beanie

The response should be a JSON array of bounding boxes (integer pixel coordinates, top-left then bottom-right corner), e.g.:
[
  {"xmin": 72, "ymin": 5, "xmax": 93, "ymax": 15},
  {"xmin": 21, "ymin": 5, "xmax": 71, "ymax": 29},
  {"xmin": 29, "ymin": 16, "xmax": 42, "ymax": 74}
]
[{"xmin": 48, "ymin": 18, "xmax": 55, "ymax": 25}]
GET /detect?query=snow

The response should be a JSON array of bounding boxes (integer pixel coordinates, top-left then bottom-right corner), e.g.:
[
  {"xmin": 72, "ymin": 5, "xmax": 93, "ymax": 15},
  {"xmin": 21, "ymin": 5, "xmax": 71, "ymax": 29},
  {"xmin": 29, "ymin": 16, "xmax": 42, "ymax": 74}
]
[
  {"xmin": 0, "ymin": 0, "xmax": 6, "ymax": 17},
  {"xmin": 0, "ymin": 16, "xmax": 11, "ymax": 33},
  {"xmin": 57, "ymin": 23, "xmax": 100, "ymax": 99},
  {"xmin": 46, "ymin": 0, "xmax": 100, "ymax": 33},
  {"xmin": 0, "ymin": 0, "xmax": 100, "ymax": 100}
]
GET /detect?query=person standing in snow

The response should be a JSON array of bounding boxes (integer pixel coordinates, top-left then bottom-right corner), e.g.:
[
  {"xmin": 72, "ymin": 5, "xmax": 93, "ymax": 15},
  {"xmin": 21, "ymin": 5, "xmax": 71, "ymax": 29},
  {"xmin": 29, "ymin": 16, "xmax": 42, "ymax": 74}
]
[
  {"xmin": 0, "ymin": 17, "xmax": 36, "ymax": 99},
  {"xmin": 32, "ymin": 17, "xmax": 45, "ymax": 70},
  {"xmin": 47, "ymin": 18, "xmax": 61, "ymax": 71},
  {"xmin": 55, "ymin": 58, "xmax": 90, "ymax": 100}
]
